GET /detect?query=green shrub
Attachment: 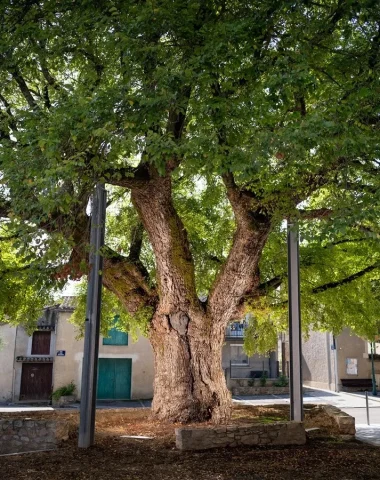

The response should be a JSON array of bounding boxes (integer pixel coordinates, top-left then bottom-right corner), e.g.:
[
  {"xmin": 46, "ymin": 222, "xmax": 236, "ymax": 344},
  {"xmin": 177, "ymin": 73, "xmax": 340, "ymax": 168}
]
[
  {"xmin": 52, "ymin": 382, "xmax": 76, "ymax": 401},
  {"xmin": 248, "ymin": 378, "xmax": 255, "ymax": 387},
  {"xmin": 259, "ymin": 371, "xmax": 268, "ymax": 387},
  {"xmin": 274, "ymin": 374, "xmax": 289, "ymax": 387}
]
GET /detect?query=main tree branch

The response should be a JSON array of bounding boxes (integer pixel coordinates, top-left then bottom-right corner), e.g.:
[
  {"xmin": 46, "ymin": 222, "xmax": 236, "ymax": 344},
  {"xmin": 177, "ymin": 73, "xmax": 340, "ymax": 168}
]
[
  {"xmin": 257, "ymin": 275, "xmax": 284, "ymax": 295},
  {"xmin": 102, "ymin": 247, "xmax": 157, "ymax": 314},
  {"xmin": 9, "ymin": 67, "xmax": 39, "ymax": 109},
  {"xmin": 128, "ymin": 221, "xmax": 145, "ymax": 263},
  {"xmin": 295, "ymin": 208, "xmax": 334, "ymax": 220},
  {"xmin": 130, "ymin": 170, "xmax": 200, "ymax": 316},
  {"xmin": 208, "ymin": 172, "xmax": 272, "ymax": 323},
  {"xmin": 106, "ymin": 163, "xmax": 151, "ymax": 189},
  {"xmin": 312, "ymin": 263, "xmax": 379, "ymax": 294}
]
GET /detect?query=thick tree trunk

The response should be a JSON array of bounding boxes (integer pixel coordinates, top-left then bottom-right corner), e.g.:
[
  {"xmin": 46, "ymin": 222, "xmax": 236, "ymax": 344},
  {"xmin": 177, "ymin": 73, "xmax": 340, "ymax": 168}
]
[
  {"xmin": 149, "ymin": 309, "xmax": 231, "ymax": 423},
  {"xmin": 129, "ymin": 172, "xmax": 233, "ymax": 423}
]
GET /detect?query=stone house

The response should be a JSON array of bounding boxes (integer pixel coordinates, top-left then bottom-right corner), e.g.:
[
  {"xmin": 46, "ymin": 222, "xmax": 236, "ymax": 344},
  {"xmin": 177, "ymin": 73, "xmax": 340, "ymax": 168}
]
[{"xmin": 0, "ymin": 297, "xmax": 154, "ymax": 403}]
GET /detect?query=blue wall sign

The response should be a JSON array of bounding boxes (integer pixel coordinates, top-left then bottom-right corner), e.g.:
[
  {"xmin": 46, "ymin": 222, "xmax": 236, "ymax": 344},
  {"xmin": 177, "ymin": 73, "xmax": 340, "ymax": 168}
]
[{"xmin": 57, "ymin": 350, "xmax": 66, "ymax": 356}]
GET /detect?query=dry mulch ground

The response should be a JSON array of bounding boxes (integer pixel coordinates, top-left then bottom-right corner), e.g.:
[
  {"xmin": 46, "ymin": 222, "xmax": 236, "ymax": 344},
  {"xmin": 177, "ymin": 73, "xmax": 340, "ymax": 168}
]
[{"xmin": 1, "ymin": 405, "xmax": 380, "ymax": 480}]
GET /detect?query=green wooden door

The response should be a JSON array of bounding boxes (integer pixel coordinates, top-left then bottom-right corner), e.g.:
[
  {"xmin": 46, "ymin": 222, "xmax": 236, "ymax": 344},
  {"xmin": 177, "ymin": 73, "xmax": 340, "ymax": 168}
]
[{"xmin": 97, "ymin": 358, "xmax": 132, "ymax": 400}]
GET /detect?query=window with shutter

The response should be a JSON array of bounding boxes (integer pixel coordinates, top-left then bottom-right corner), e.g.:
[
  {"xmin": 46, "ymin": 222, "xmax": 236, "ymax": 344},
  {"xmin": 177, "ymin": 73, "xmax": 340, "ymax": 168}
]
[
  {"xmin": 102, "ymin": 317, "xmax": 128, "ymax": 346},
  {"xmin": 230, "ymin": 345, "xmax": 249, "ymax": 366},
  {"xmin": 31, "ymin": 331, "xmax": 51, "ymax": 355}
]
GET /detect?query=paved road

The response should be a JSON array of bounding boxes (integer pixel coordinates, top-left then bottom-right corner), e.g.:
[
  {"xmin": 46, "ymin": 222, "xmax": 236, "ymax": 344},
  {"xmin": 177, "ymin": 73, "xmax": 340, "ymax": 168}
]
[{"xmin": 234, "ymin": 388, "xmax": 380, "ymax": 420}]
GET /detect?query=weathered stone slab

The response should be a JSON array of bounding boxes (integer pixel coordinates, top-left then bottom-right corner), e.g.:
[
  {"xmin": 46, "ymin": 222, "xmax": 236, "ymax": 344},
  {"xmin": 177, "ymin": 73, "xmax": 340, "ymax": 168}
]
[
  {"xmin": 176, "ymin": 421, "xmax": 306, "ymax": 451},
  {"xmin": 323, "ymin": 406, "xmax": 355, "ymax": 436}
]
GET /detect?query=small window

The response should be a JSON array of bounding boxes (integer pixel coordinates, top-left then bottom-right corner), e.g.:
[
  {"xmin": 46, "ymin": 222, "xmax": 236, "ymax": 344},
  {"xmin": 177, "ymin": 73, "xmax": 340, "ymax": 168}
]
[
  {"xmin": 103, "ymin": 318, "xmax": 128, "ymax": 346},
  {"xmin": 31, "ymin": 331, "xmax": 51, "ymax": 355},
  {"xmin": 230, "ymin": 345, "xmax": 249, "ymax": 366}
]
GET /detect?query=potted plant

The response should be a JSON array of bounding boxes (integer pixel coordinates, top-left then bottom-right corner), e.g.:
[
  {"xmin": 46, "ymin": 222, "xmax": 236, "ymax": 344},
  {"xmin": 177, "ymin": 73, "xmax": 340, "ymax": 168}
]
[{"xmin": 52, "ymin": 382, "xmax": 76, "ymax": 407}]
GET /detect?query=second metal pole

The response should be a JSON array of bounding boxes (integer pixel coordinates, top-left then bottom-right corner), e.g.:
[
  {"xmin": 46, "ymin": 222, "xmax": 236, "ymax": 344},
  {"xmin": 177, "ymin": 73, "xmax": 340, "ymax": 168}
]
[
  {"xmin": 366, "ymin": 391, "xmax": 370, "ymax": 426},
  {"xmin": 78, "ymin": 184, "xmax": 107, "ymax": 448},
  {"xmin": 371, "ymin": 341, "xmax": 377, "ymax": 396},
  {"xmin": 287, "ymin": 221, "xmax": 304, "ymax": 422}
]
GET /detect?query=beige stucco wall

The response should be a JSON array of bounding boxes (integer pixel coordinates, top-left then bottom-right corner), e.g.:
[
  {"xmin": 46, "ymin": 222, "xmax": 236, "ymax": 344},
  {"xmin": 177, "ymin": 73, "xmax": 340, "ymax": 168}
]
[
  {"xmin": 13, "ymin": 327, "xmax": 33, "ymax": 402},
  {"xmin": 53, "ymin": 311, "xmax": 83, "ymax": 398},
  {"xmin": 0, "ymin": 324, "xmax": 17, "ymax": 402},
  {"xmin": 1, "ymin": 325, "xmax": 56, "ymax": 402},
  {"xmin": 222, "ymin": 340, "xmax": 275, "ymax": 386},
  {"xmin": 302, "ymin": 330, "xmax": 336, "ymax": 391},
  {"xmin": 222, "ymin": 341, "xmax": 270, "ymax": 370},
  {"xmin": 302, "ymin": 328, "xmax": 371, "ymax": 391},
  {"xmin": 336, "ymin": 328, "xmax": 370, "ymax": 381},
  {"xmin": 99, "ymin": 335, "xmax": 154, "ymax": 399},
  {"xmin": 53, "ymin": 311, "xmax": 154, "ymax": 400}
]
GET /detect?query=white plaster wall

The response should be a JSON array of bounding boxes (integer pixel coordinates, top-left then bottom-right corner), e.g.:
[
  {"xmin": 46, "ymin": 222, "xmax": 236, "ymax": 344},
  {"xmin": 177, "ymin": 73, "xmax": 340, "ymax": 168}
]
[
  {"xmin": 53, "ymin": 311, "xmax": 154, "ymax": 400},
  {"xmin": 0, "ymin": 324, "xmax": 17, "ymax": 402}
]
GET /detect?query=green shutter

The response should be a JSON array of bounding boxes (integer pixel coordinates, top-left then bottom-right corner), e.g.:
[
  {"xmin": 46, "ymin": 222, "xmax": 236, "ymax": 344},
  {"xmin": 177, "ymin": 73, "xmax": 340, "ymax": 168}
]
[
  {"xmin": 103, "ymin": 316, "xmax": 128, "ymax": 345},
  {"xmin": 102, "ymin": 328, "xmax": 128, "ymax": 345}
]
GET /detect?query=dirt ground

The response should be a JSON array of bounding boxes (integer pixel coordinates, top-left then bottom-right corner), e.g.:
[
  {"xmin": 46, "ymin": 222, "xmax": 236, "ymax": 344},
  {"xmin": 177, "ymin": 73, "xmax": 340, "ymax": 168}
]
[{"xmin": 1, "ymin": 405, "xmax": 380, "ymax": 480}]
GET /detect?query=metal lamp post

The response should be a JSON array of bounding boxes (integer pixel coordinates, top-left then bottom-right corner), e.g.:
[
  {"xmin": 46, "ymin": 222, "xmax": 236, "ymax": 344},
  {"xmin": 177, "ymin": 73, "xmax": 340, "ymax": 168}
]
[
  {"xmin": 78, "ymin": 184, "xmax": 107, "ymax": 448},
  {"xmin": 287, "ymin": 221, "xmax": 304, "ymax": 422}
]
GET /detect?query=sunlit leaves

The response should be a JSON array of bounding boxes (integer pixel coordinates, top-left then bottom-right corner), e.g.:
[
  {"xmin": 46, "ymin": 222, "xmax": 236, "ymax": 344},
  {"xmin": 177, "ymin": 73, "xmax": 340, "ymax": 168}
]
[
  {"xmin": 245, "ymin": 226, "xmax": 380, "ymax": 354},
  {"xmin": 0, "ymin": 1, "xmax": 379, "ymax": 340},
  {"xmin": 69, "ymin": 280, "xmax": 152, "ymax": 339},
  {"xmin": 0, "ymin": 226, "xmax": 56, "ymax": 331}
]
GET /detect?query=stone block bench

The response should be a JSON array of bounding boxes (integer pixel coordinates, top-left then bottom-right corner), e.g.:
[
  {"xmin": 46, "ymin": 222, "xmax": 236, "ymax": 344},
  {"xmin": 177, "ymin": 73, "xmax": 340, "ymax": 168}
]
[
  {"xmin": 176, "ymin": 421, "xmax": 306, "ymax": 451},
  {"xmin": 322, "ymin": 405, "xmax": 355, "ymax": 436}
]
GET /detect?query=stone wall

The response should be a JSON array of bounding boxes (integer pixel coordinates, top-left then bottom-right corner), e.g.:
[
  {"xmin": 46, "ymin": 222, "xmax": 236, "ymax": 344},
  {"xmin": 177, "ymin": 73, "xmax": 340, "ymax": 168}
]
[
  {"xmin": 0, "ymin": 419, "xmax": 69, "ymax": 455},
  {"xmin": 176, "ymin": 422, "xmax": 306, "ymax": 451},
  {"xmin": 322, "ymin": 406, "xmax": 356, "ymax": 435},
  {"xmin": 232, "ymin": 386, "xmax": 289, "ymax": 396}
]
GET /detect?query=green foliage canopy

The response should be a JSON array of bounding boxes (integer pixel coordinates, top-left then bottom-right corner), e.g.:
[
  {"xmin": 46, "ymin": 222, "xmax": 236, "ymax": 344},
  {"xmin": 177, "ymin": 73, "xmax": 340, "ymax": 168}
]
[{"xmin": 0, "ymin": 1, "xmax": 379, "ymax": 349}]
